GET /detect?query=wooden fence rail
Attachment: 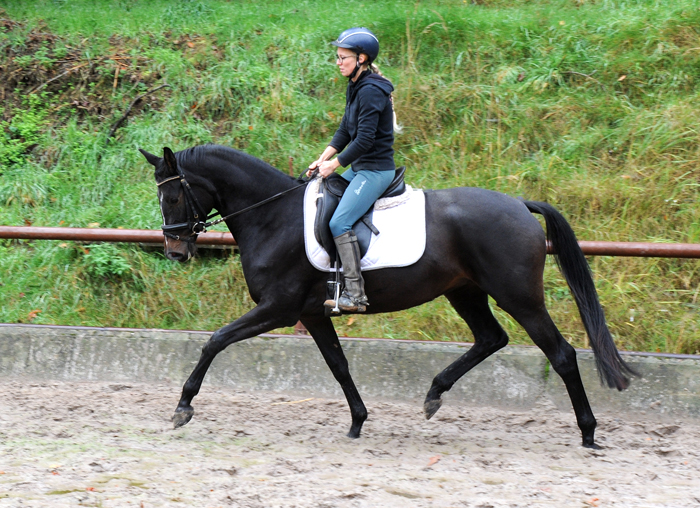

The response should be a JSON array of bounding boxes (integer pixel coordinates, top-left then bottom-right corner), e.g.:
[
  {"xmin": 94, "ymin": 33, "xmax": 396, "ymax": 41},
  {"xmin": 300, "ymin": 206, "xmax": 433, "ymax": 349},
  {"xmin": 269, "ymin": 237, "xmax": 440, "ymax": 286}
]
[{"xmin": 1, "ymin": 226, "xmax": 700, "ymax": 258}]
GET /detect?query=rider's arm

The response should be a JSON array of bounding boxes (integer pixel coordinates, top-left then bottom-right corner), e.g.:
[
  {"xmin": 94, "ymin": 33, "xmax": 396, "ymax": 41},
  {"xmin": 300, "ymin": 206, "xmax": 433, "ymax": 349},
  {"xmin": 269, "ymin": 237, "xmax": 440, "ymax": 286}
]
[
  {"xmin": 329, "ymin": 112, "xmax": 350, "ymax": 154},
  {"xmin": 317, "ymin": 145, "xmax": 338, "ymax": 163},
  {"xmin": 309, "ymin": 145, "xmax": 338, "ymax": 171}
]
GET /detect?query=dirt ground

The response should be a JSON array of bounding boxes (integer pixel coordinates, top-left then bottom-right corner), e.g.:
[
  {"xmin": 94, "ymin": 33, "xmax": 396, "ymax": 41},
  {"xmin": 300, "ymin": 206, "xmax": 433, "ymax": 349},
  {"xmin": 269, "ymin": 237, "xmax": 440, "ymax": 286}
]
[{"xmin": 0, "ymin": 380, "xmax": 699, "ymax": 508}]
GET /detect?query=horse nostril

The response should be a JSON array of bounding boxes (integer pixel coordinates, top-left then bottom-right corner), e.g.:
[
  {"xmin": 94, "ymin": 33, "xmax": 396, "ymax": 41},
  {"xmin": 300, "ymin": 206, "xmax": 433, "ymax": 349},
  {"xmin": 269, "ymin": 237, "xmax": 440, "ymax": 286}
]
[{"xmin": 166, "ymin": 250, "xmax": 186, "ymax": 262}]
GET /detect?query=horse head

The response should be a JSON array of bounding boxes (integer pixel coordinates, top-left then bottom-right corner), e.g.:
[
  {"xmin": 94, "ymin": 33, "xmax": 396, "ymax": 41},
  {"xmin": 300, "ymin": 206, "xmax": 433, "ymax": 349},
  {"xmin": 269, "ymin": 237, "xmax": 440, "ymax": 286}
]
[{"xmin": 139, "ymin": 146, "xmax": 213, "ymax": 262}]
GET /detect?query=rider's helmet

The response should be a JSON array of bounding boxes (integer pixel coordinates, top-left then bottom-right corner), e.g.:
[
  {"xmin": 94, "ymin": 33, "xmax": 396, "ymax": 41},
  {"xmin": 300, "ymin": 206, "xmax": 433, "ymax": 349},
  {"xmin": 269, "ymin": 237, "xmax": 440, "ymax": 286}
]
[{"xmin": 331, "ymin": 27, "xmax": 379, "ymax": 65}]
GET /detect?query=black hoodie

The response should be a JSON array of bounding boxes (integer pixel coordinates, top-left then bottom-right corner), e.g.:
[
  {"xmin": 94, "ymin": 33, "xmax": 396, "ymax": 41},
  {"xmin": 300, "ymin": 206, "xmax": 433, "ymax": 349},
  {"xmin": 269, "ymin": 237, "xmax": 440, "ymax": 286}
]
[{"xmin": 329, "ymin": 70, "xmax": 396, "ymax": 171}]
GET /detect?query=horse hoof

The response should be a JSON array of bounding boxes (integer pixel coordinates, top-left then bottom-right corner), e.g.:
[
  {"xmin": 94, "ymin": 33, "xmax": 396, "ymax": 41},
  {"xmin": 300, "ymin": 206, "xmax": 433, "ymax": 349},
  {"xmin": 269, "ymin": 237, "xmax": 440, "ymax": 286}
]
[
  {"xmin": 172, "ymin": 406, "xmax": 195, "ymax": 429},
  {"xmin": 423, "ymin": 398, "xmax": 442, "ymax": 420},
  {"xmin": 347, "ymin": 428, "xmax": 361, "ymax": 439},
  {"xmin": 583, "ymin": 441, "xmax": 602, "ymax": 450}
]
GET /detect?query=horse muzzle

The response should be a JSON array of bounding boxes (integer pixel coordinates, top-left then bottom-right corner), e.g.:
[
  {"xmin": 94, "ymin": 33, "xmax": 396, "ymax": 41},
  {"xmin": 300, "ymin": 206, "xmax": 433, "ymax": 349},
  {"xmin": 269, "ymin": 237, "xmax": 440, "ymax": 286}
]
[{"xmin": 164, "ymin": 237, "xmax": 196, "ymax": 262}]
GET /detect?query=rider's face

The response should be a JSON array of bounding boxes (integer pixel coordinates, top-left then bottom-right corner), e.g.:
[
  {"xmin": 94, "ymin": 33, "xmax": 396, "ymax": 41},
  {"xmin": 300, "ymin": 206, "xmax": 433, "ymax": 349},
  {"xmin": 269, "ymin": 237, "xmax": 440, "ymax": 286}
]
[{"xmin": 336, "ymin": 48, "xmax": 360, "ymax": 78}]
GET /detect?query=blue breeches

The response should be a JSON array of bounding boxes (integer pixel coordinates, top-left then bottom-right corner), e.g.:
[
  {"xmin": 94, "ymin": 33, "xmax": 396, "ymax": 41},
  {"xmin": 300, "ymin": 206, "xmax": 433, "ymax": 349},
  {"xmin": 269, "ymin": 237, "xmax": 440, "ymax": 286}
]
[{"xmin": 329, "ymin": 168, "xmax": 395, "ymax": 238}]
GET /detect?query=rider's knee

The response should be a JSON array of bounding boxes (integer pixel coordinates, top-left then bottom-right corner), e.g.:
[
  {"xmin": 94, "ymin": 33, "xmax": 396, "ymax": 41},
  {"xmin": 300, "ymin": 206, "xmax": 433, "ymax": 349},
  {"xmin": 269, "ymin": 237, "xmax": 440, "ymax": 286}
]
[{"xmin": 330, "ymin": 217, "xmax": 351, "ymax": 238}]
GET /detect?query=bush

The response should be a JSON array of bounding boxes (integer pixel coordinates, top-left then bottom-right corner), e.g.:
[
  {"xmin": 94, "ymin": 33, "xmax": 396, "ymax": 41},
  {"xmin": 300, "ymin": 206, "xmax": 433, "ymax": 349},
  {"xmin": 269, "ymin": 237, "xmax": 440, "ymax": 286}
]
[{"xmin": 82, "ymin": 243, "xmax": 132, "ymax": 279}]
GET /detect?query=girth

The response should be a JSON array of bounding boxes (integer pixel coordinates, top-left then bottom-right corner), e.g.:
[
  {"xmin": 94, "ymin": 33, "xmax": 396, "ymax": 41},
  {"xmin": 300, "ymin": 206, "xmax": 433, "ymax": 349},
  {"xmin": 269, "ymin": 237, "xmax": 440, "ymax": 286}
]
[{"xmin": 314, "ymin": 166, "xmax": 407, "ymax": 263}]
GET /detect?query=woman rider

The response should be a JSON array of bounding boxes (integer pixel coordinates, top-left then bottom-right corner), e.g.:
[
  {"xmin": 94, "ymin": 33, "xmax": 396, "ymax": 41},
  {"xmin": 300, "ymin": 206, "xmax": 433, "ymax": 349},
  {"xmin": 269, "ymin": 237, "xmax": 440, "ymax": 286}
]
[{"xmin": 308, "ymin": 27, "xmax": 398, "ymax": 313}]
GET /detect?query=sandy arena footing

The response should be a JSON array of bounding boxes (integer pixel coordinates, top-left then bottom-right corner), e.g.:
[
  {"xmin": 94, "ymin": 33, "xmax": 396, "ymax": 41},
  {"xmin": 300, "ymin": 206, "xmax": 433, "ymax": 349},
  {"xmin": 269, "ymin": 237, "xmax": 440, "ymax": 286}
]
[{"xmin": 1, "ymin": 325, "xmax": 699, "ymax": 506}]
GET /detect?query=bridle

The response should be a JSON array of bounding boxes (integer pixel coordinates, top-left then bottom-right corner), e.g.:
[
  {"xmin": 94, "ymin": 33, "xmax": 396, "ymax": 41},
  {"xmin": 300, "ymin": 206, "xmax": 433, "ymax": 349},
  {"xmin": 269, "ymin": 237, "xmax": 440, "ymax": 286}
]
[{"xmin": 157, "ymin": 166, "xmax": 316, "ymax": 243}]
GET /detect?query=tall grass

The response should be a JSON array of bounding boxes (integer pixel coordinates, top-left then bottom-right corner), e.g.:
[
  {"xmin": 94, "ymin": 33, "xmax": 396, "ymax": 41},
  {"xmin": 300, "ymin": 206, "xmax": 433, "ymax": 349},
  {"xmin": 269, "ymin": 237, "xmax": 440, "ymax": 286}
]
[{"xmin": 1, "ymin": 0, "xmax": 698, "ymax": 353}]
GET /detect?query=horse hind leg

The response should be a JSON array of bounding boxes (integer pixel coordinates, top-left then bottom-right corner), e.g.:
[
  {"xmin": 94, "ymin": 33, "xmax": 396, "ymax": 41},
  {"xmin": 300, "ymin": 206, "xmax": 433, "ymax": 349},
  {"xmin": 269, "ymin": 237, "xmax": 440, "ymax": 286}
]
[
  {"xmin": 424, "ymin": 285, "xmax": 509, "ymax": 419},
  {"xmin": 502, "ymin": 301, "xmax": 599, "ymax": 448}
]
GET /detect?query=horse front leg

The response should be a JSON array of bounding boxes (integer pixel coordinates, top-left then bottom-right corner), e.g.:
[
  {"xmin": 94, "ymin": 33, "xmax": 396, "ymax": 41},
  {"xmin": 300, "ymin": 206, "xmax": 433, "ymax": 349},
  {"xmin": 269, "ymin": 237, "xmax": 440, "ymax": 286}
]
[
  {"xmin": 172, "ymin": 304, "xmax": 298, "ymax": 428},
  {"xmin": 301, "ymin": 316, "xmax": 368, "ymax": 438}
]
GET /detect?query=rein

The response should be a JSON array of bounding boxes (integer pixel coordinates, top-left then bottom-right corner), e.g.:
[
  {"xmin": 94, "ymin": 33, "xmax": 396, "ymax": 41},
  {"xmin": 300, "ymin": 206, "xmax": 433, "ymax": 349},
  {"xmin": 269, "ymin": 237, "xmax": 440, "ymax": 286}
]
[{"xmin": 158, "ymin": 168, "xmax": 317, "ymax": 243}]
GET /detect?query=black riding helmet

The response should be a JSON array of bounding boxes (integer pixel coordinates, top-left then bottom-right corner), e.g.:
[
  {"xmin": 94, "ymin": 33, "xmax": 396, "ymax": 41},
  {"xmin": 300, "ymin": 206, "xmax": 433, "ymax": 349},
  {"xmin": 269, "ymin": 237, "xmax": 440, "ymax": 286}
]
[{"xmin": 332, "ymin": 27, "xmax": 379, "ymax": 66}]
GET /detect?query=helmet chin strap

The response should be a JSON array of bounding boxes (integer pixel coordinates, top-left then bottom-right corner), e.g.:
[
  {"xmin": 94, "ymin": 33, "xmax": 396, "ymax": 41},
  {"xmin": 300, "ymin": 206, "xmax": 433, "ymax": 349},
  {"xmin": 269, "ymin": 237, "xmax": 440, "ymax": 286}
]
[{"xmin": 348, "ymin": 54, "xmax": 363, "ymax": 79}]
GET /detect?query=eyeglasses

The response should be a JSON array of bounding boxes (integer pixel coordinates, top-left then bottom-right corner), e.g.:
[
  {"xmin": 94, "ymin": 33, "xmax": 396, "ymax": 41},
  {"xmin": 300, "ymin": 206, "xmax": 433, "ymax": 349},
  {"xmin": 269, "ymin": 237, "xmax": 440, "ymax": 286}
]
[{"xmin": 336, "ymin": 54, "xmax": 357, "ymax": 63}]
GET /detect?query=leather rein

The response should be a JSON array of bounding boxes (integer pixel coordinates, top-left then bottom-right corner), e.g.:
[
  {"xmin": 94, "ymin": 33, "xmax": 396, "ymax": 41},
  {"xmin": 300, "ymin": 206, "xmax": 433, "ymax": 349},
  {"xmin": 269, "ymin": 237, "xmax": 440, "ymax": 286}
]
[{"xmin": 157, "ymin": 167, "xmax": 316, "ymax": 243}]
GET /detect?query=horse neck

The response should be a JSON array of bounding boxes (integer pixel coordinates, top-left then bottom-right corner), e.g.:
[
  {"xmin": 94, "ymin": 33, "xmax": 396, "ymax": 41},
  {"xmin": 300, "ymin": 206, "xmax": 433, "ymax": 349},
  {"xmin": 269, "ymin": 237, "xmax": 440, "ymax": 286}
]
[
  {"xmin": 182, "ymin": 147, "xmax": 298, "ymax": 235},
  {"xmin": 186, "ymin": 149, "xmax": 295, "ymax": 210}
]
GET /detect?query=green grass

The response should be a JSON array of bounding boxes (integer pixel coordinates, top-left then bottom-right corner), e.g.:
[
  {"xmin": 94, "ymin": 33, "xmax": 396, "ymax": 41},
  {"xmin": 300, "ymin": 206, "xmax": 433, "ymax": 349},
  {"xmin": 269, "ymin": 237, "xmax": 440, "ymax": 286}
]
[{"xmin": 0, "ymin": 0, "xmax": 699, "ymax": 354}]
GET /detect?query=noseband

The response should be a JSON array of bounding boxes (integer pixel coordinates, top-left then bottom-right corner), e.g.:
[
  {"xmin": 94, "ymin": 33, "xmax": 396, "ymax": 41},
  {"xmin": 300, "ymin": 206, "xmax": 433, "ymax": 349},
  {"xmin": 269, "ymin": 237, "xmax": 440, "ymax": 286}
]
[{"xmin": 157, "ymin": 167, "xmax": 316, "ymax": 243}]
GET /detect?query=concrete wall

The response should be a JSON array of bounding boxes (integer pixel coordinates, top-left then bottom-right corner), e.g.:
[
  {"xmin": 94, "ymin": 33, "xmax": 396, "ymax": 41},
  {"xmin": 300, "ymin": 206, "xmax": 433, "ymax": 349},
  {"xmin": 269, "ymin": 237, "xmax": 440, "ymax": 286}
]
[{"xmin": 1, "ymin": 324, "xmax": 699, "ymax": 419}]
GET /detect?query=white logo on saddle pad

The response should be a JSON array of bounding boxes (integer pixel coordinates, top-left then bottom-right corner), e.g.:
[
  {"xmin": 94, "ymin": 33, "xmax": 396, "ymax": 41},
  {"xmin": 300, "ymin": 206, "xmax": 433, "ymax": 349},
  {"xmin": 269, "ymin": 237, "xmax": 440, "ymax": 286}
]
[{"xmin": 303, "ymin": 177, "xmax": 427, "ymax": 272}]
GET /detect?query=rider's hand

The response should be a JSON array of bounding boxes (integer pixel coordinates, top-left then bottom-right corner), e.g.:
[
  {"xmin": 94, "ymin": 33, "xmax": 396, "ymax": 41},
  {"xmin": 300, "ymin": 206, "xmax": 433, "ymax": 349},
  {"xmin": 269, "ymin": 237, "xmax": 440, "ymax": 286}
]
[
  {"xmin": 317, "ymin": 159, "xmax": 340, "ymax": 178},
  {"xmin": 307, "ymin": 158, "xmax": 323, "ymax": 177}
]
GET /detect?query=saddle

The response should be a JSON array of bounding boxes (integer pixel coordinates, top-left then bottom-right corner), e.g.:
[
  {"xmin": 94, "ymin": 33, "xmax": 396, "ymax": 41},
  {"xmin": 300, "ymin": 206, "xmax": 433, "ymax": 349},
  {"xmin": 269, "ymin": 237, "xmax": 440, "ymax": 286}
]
[{"xmin": 314, "ymin": 167, "xmax": 407, "ymax": 263}]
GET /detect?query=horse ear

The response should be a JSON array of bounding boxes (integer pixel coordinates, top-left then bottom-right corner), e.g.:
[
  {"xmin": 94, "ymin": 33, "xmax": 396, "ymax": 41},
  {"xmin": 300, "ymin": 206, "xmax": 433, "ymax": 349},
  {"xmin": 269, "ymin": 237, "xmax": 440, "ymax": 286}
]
[
  {"xmin": 162, "ymin": 147, "xmax": 178, "ymax": 177},
  {"xmin": 139, "ymin": 148, "xmax": 161, "ymax": 167}
]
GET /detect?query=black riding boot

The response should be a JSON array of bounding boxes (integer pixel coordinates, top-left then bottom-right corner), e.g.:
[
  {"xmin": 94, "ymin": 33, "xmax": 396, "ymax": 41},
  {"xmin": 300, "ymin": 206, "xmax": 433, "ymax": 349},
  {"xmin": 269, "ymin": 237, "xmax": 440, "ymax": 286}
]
[{"xmin": 324, "ymin": 231, "xmax": 369, "ymax": 313}]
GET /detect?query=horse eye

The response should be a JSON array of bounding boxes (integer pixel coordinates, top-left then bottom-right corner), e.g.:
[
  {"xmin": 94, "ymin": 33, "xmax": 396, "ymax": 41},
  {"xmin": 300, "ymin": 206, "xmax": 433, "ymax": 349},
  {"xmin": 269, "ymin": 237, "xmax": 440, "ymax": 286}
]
[{"xmin": 166, "ymin": 196, "xmax": 180, "ymax": 205}]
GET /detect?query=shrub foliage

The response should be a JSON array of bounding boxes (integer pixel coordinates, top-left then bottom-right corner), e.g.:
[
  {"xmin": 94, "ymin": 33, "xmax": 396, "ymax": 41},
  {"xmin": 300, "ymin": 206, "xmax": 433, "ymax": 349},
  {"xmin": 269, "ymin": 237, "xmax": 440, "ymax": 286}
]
[{"xmin": 0, "ymin": 1, "xmax": 698, "ymax": 353}]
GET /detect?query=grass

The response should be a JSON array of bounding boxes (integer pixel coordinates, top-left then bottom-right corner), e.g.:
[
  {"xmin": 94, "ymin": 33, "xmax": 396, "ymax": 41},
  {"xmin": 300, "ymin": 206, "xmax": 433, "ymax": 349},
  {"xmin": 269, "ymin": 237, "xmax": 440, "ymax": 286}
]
[{"xmin": 0, "ymin": 0, "xmax": 699, "ymax": 354}]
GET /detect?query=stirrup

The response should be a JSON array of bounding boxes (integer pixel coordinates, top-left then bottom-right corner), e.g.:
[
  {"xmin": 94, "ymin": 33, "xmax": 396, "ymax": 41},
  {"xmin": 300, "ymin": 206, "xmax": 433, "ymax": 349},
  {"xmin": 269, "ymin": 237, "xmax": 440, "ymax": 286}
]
[{"xmin": 324, "ymin": 291, "xmax": 367, "ymax": 313}]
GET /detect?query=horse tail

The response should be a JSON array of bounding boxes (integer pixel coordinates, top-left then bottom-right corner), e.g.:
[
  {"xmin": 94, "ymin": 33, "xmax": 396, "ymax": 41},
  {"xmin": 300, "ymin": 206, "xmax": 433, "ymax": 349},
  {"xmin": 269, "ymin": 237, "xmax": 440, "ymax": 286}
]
[{"xmin": 524, "ymin": 200, "xmax": 638, "ymax": 390}]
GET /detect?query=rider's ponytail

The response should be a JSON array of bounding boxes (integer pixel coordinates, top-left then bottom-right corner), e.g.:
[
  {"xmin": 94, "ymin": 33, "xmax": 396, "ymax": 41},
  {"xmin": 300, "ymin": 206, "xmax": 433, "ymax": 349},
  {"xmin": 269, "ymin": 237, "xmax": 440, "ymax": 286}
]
[{"xmin": 370, "ymin": 63, "xmax": 402, "ymax": 134}]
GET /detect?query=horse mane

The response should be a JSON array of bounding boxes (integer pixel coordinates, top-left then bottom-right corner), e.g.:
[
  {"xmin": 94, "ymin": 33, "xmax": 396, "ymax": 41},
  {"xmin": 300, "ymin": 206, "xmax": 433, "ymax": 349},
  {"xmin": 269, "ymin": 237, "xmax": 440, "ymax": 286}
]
[{"xmin": 175, "ymin": 144, "xmax": 284, "ymax": 177}]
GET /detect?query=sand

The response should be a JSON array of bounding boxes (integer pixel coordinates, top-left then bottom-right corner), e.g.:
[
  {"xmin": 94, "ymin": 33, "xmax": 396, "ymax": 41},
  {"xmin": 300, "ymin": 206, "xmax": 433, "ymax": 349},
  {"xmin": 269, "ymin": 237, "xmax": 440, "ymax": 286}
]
[{"xmin": 1, "ymin": 380, "xmax": 699, "ymax": 507}]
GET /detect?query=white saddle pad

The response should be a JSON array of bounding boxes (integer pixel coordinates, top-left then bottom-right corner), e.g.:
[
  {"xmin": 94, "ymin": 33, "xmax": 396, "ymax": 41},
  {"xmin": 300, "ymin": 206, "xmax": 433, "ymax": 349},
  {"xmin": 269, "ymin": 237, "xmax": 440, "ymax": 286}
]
[{"xmin": 303, "ymin": 177, "xmax": 427, "ymax": 272}]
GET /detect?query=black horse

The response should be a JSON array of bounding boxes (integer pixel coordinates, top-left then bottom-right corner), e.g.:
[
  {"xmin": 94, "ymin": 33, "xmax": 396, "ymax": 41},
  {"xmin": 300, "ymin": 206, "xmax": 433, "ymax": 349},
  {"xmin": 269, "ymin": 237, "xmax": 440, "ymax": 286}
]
[{"xmin": 140, "ymin": 144, "xmax": 635, "ymax": 449}]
